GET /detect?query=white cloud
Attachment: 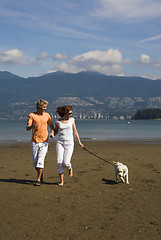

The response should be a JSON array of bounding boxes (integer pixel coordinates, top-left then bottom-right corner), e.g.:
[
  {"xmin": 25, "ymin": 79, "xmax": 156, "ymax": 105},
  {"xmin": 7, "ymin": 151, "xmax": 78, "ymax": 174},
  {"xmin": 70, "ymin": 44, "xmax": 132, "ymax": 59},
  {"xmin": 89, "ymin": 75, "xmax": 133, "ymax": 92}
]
[
  {"xmin": 53, "ymin": 53, "xmax": 69, "ymax": 61},
  {"xmin": 37, "ymin": 52, "xmax": 49, "ymax": 61},
  {"xmin": 0, "ymin": 48, "xmax": 46, "ymax": 66},
  {"xmin": 0, "ymin": 49, "xmax": 24, "ymax": 64},
  {"xmin": 72, "ymin": 49, "xmax": 122, "ymax": 64},
  {"xmin": 125, "ymin": 53, "xmax": 161, "ymax": 71},
  {"xmin": 48, "ymin": 49, "xmax": 124, "ymax": 76},
  {"xmin": 140, "ymin": 75, "xmax": 160, "ymax": 80},
  {"xmin": 139, "ymin": 34, "xmax": 161, "ymax": 43},
  {"xmin": 140, "ymin": 54, "xmax": 151, "ymax": 64},
  {"xmin": 138, "ymin": 54, "xmax": 161, "ymax": 69},
  {"xmin": 93, "ymin": 0, "xmax": 161, "ymax": 21}
]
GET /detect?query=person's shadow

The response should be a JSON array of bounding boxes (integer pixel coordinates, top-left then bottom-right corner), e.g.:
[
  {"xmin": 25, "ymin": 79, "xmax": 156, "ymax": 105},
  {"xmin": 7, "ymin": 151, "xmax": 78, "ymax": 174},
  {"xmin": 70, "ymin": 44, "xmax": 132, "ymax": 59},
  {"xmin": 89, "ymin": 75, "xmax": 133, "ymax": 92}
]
[
  {"xmin": 0, "ymin": 178, "xmax": 58, "ymax": 185},
  {"xmin": 102, "ymin": 178, "xmax": 118, "ymax": 185}
]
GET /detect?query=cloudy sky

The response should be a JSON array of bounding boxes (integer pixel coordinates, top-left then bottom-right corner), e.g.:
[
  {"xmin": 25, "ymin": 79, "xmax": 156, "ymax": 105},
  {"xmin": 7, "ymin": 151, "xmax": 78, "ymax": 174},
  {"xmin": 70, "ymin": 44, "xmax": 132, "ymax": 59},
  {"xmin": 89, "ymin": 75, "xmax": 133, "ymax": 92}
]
[{"xmin": 0, "ymin": 0, "xmax": 161, "ymax": 79}]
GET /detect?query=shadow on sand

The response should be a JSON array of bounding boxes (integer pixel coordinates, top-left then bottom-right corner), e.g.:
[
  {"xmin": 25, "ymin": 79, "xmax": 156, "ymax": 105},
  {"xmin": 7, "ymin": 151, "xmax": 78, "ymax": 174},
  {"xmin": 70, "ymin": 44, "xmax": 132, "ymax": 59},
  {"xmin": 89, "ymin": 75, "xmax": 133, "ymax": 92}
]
[
  {"xmin": 0, "ymin": 178, "xmax": 58, "ymax": 185},
  {"xmin": 102, "ymin": 178, "xmax": 118, "ymax": 185}
]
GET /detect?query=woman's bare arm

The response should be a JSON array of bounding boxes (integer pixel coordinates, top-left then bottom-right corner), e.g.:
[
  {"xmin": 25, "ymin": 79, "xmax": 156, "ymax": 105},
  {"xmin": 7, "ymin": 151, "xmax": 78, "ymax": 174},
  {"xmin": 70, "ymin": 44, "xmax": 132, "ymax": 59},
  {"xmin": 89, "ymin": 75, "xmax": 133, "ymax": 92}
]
[{"xmin": 73, "ymin": 121, "xmax": 84, "ymax": 147}]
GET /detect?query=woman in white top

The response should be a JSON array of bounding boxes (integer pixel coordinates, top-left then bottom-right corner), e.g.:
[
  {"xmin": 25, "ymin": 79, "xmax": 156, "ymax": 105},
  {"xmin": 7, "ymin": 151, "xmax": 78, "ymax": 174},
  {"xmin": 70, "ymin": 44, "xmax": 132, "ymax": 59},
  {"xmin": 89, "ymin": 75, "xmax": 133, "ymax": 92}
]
[{"xmin": 54, "ymin": 105, "xmax": 84, "ymax": 186}]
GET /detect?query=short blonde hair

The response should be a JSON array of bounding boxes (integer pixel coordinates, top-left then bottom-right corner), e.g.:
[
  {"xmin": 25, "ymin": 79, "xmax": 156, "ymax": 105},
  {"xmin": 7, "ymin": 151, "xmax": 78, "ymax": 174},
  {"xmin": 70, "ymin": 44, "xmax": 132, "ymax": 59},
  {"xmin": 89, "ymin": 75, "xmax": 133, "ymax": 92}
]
[
  {"xmin": 36, "ymin": 99, "xmax": 48, "ymax": 109},
  {"xmin": 56, "ymin": 105, "xmax": 72, "ymax": 117}
]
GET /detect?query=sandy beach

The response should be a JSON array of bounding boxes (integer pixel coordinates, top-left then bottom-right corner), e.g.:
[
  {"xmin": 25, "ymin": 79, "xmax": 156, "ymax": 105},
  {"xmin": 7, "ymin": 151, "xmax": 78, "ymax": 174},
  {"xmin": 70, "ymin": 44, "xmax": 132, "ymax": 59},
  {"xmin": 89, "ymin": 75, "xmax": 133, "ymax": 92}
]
[{"xmin": 0, "ymin": 141, "xmax": 161, "ymax": 240}]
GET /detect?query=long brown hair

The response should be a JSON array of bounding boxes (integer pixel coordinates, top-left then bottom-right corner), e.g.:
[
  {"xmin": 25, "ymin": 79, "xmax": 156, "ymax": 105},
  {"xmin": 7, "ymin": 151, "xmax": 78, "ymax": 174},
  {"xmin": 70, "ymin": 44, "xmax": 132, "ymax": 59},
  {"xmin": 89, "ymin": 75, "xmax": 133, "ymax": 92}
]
[{"xmin": 56, "ymin": 105, "xmax": 72, "ymax": 117}]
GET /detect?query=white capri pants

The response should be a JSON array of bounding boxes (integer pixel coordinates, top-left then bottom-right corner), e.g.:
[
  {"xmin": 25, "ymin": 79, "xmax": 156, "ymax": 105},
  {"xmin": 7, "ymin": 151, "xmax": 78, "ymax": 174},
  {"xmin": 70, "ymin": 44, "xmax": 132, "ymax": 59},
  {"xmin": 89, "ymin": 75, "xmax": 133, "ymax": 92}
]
[
  {"xmin": 56, "ymin": 140, "xmax": 74, "ymax": 174},
  {"xmin": 31, "ymin": 142, "xmax": 48, "ymax": 168}
]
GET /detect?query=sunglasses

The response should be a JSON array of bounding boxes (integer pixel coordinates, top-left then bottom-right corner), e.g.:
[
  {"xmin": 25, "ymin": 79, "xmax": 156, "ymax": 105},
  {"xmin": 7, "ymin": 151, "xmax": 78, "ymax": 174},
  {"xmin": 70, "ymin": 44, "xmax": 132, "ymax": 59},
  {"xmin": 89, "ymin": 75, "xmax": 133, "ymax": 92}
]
[{"xmin": 68, "ymin": 112, "xmax": 72, "ymax": 115}]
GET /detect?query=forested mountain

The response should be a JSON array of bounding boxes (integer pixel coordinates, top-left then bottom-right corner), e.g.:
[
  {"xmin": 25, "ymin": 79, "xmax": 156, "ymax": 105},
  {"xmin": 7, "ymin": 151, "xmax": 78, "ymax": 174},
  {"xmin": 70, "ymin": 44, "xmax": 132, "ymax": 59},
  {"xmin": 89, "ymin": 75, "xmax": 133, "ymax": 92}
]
[
  {"xmin": 1, "ymin": 71, "xmax": 161, "ymax": 102},
  {"xmin": 0, "ymin": 71, "xmax": 161, "ymax": 119}
]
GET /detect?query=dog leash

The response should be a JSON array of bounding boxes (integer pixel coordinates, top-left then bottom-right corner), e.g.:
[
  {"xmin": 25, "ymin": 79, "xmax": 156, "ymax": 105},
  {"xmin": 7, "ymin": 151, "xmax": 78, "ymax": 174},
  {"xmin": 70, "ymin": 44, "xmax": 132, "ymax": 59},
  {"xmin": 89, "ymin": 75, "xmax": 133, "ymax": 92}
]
[
  {"xmin": 83, "ymin": 147, "xmax": 134, "ymax": 186},
  {"xmin": 83, "ymin": 147, "xmax": 115, "ymax": 166}
]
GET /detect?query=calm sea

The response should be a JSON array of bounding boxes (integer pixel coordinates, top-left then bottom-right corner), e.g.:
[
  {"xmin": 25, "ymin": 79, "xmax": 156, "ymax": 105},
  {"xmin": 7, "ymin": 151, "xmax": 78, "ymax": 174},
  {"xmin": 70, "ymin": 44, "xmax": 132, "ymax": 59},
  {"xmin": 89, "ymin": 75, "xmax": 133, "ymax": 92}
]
[{"xmin": 0, "ymin": 119, "xmax": 161, "ymax": 143}]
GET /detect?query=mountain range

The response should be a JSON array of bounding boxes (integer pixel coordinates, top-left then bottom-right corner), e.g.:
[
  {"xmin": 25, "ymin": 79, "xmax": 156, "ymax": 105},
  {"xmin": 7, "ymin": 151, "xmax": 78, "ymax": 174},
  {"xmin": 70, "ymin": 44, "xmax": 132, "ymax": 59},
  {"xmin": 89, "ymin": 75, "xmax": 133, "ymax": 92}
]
[{"xmin": 0, "ymin": 71, "xmax": 161, "ymax": 119}]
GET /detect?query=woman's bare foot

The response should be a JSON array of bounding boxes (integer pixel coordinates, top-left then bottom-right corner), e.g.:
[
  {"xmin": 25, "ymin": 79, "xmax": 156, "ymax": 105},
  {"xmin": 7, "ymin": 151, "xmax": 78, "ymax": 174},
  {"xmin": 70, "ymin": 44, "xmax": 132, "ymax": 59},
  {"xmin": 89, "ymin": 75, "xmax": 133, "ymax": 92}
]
[
  {"xmin": 68, "ymin": 168, "xmax": 73, "ymax": 178},
  {"xmin": 58, "ymin": 182, "xmax": 64, "ymax": 186},
  {"xmin": 59, "ymin": 173, "xmax": 64, "ymax": 186}
]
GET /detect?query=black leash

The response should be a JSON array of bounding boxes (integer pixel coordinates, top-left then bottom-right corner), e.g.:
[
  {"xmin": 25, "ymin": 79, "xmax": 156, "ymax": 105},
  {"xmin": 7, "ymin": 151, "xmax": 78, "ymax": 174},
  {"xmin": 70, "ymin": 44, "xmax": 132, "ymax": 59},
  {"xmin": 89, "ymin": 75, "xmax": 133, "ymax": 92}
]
[
  {"xmin": 83, "ymin": 147, "xmax": 115, "ymax": 166},
  {"xmin": 83, "ymin": 147, "xmax": 134, "ymax": 186}
]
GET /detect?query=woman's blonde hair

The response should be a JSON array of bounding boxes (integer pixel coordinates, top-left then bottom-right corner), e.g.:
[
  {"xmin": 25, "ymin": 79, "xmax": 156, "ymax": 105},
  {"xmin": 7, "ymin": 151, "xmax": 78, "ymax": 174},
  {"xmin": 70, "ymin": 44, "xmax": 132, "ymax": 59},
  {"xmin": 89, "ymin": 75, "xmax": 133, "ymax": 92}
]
[
  {"xmin": 56, "ymin": 105, "xmax": 72, "ymax": 117},
  {"xmin": 36, "ymin": 99, "xmax": 48, "ymax": 109}
]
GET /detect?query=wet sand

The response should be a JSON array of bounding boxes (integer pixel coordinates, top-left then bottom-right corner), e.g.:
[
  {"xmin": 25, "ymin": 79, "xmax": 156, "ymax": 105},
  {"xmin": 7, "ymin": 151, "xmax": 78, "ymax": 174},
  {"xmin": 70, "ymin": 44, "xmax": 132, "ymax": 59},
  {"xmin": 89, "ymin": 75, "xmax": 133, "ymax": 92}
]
[{"xmin": 0, "ymin": 141, "xmax": 161, "ymax": 240}]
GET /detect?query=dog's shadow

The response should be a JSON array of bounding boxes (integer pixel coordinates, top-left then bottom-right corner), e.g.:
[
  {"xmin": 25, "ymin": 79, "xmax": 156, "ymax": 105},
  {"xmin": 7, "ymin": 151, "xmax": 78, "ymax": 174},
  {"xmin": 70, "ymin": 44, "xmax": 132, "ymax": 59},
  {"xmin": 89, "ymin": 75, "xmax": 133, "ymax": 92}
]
[{"xmin": 102, "ymin": 178, "xmax": 118, "ymax": 185}]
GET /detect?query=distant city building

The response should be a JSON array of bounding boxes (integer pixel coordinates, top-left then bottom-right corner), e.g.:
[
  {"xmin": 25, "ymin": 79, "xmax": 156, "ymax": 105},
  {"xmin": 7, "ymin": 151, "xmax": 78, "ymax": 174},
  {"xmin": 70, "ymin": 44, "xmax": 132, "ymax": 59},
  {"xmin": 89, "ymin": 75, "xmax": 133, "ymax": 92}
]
[
  {"xmin": 94, "ymin": 112, "xmax": 97, "ymax": 119},
  {"xmin": 120, "ymin": 116, "xmax": 125, "ymax": 120},
  {"xmin": 126, "ymin": 115, "xmax": 132, "ymax": 119}
]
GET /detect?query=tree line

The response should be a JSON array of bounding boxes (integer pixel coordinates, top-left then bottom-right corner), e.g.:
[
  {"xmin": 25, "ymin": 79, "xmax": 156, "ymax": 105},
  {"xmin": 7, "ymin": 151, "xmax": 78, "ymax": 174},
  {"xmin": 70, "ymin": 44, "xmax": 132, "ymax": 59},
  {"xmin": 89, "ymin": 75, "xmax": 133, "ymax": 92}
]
[{"xmin": 132, "ymin": 108, "xmax": 161, "ymax": 120}]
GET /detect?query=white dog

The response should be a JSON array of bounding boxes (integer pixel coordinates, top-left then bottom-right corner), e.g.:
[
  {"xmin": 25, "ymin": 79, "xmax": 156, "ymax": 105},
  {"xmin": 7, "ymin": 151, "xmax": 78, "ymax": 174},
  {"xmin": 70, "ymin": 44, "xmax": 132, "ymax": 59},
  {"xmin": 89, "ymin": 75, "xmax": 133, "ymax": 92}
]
[{"xmin": 114, "ymin": 162, "xmax": 129, "ymax": 184}]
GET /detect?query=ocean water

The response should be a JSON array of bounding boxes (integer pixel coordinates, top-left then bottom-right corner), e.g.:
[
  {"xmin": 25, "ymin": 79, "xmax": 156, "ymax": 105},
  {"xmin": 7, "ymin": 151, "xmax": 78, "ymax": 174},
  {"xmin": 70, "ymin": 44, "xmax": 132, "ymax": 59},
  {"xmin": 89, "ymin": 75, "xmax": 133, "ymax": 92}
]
[{"xmin": 0, "ymin": 119, "xmax": 161, "ymax": 143}]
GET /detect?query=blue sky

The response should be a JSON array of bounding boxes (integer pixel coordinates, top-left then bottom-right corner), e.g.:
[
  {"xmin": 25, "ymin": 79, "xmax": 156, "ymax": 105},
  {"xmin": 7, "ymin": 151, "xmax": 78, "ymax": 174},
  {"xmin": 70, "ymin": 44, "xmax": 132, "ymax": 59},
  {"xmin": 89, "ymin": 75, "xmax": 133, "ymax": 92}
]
[{"xmin": 0, "ymin": 0, "xmax": 161, "ymax": 79}]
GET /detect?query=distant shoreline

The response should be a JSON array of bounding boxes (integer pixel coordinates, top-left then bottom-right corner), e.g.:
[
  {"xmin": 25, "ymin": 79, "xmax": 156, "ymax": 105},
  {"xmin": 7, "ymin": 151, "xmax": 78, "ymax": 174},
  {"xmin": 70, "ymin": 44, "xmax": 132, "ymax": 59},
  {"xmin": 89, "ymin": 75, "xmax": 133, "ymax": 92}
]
[
  {"xmin": 0, "ymin": 118, "xmax": 161, "ymax": 121},
  {"xmin": 1, "ymin": 138, "xmax": 161, "ymax": 146}
]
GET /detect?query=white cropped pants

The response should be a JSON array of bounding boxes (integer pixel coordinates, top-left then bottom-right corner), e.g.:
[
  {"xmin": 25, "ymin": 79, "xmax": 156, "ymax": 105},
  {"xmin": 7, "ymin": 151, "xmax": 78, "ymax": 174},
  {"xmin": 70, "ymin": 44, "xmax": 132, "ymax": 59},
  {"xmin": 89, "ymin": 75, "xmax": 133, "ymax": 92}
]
[
  {"xmin": 31, "ymin": 142, "xmax": 48, "ymax": 169},
  {"xmin": 56, "ymin": 140, "xmax": 74, "ymax": 174}
]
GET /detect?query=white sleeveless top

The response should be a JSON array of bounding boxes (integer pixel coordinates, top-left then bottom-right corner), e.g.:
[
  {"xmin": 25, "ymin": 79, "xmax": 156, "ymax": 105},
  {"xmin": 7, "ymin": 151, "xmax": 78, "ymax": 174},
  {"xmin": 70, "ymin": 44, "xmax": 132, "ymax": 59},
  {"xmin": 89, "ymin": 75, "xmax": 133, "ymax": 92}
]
[{"xmin": 56, "ymin": 117, "xmax": 75, "ymax": 142}]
